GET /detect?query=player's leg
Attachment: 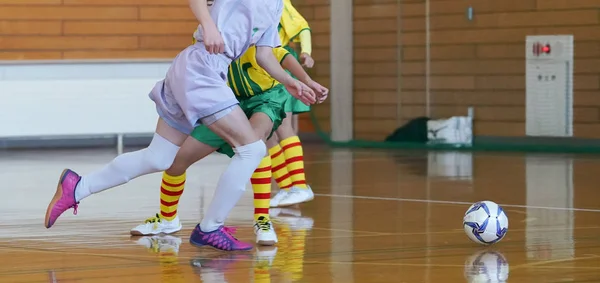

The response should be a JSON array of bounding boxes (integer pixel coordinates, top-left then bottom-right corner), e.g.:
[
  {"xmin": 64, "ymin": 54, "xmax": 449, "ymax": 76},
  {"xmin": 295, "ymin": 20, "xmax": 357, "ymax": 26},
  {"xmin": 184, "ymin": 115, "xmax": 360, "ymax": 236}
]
[
  {"xmin": 44, "ymin": 46, "xmax": 210, "ymax": 229},
  {"xmin": 130, "ymin": 133, "xmax": 220, "ymax": 236},
  {"xmin": 45, "ymin": 116, "xmax": 188, "ymax": 228},
  {"xmin": 201, "ymin": 109, "xmax": 278, "ymax": 246},
  {"xmin": 189, "ymin": 82, "xmax": 295, "ymax": 250},
  {"xmin": 247, "ymin": 112, "xmax": 278, "ymax": 246},
  {"xmin": 189, "ymin": 105, "xmax": 267, "ymax": 251},
  {"xmin": 267, "ymin": 133, "xmax": 294, "ymax": 207},
  {"xmin": 242, "ymin": 88, "xmax": 290, "ymax": 246},
  {"xmin": 273, "ymin": 109, "xmax": 314, "ymax": 207}
]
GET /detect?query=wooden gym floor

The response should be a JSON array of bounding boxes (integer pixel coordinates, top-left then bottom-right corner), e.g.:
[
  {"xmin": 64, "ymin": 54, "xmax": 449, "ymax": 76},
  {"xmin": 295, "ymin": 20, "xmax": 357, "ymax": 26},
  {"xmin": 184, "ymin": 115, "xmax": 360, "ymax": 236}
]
[{"xmin": 1, "ymin": 146, "xmax": 600, "ymax": 282}]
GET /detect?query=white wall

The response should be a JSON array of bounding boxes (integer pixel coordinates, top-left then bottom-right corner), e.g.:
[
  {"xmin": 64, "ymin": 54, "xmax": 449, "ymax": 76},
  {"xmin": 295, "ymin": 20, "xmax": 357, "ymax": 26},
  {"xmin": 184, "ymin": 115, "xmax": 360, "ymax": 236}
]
[{"xmin": 0, "ymin": 60, "xmax": 171, "ymax": 139}]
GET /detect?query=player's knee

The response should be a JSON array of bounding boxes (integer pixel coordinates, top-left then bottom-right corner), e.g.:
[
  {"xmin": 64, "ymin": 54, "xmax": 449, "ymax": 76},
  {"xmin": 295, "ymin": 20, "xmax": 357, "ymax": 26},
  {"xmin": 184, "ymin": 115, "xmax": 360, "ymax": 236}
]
[
  {"xmin": 276, "ymin": 124, "xmax": 294, "ymax": 139},
  {"xmin": 253, "ymin": 126, "xmax": 271, "ymax": 142},
  {"xmin": 142, "ymin": 133, "xmax": 180, "ymax": 172},
  {"xmin": 249, "ymin": 140, "xmax": 268, "ymax": 160},
  {"xmin": 237, "ymin": 140, "xmax": 267, "ymax": 160},
  {"xmin": 142, "ymin": 148, "xmax": 176, "ymax": 172}
]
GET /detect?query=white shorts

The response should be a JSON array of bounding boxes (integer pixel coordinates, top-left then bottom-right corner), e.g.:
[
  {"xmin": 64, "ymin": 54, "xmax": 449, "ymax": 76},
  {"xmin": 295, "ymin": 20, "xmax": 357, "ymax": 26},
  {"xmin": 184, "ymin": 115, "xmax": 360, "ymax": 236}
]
[{"xmin": 149, "ymin": 42, "xmax": 239, "ymax": 134}]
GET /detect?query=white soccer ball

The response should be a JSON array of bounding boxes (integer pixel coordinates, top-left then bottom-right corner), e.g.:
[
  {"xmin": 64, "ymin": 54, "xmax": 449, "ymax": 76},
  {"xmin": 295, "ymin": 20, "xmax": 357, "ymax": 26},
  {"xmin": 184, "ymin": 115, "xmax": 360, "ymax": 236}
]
[
  {"xmin": 464, "ymin": 250, "xmax": 509, "ymax": 282},
  {"xmin": 463, "ymin": 200, "xmax": 508, "ymax": 245}
]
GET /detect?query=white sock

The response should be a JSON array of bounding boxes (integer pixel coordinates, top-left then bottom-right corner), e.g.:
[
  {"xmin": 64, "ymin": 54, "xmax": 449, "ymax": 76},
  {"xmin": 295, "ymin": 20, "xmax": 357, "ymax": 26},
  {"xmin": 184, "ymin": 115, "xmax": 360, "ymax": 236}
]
[
  {"xmin": 74, "ymin": 133, "xmax": 180, "ymax": 202},
  {"xmin": 200, "ymin": 140, "xmax": 266, "ymax": 232}
]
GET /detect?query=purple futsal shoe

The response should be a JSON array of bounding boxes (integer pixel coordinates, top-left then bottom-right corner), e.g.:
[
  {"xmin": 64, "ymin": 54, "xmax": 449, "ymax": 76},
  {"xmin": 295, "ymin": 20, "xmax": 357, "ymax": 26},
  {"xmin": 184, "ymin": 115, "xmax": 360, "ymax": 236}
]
[
  {"xmin": 189, "ymin": 224, "xmax": 253, "ymax": 251},
  {"xmin": 44, "ymin": 169, "xmax": 81, "ymax": 228}
]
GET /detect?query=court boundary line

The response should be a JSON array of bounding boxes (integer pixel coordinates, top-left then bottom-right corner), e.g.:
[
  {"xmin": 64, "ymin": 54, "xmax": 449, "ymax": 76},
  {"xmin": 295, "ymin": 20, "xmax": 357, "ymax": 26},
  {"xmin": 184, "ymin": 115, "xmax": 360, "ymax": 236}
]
[{"xmin": 314, "ymin": 193, "xmax": 600, "ymax": 213}]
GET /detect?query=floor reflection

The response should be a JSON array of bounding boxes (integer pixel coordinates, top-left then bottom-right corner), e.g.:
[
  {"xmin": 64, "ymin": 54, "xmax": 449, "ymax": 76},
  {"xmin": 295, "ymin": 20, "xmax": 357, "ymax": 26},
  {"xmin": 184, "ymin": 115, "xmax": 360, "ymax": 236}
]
[
  {"xmin": 463, "ymin": 249, "xmax": 509, "ymax": 283},
  {"xmin": 525, "ymin": 156, "xmax": 574, "ymax": 260}
]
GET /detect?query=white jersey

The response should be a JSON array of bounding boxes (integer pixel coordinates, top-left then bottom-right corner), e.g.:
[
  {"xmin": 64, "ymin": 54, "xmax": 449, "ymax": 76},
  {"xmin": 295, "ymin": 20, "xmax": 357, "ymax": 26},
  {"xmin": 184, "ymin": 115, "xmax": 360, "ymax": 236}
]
[{"xmin": 193, "ymin": 0, "xmax": 284, "ymax": 60}]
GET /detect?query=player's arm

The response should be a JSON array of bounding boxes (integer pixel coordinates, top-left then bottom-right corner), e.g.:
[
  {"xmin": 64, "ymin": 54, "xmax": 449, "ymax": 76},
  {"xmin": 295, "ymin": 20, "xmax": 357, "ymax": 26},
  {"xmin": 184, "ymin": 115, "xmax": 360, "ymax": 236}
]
[
  {"xmin": 273, "ymin": 47, "xmax": 327, "ymax": 103},
  {"xmin": 256, "ymin": 46, "xmax": 315, "ymax": 105},
  {"xmin": 298, "ymin": 29, "xmax": 312, "ymax": 56},
  {"xmin": 280, "ymin": 52, "xmax": 309, "ymax": 84},
  {"xmin": 257, "ymin": 47, "xmax": 294, "ymax": 88},
  {"xmin": 255, "ymin": 21, "xmax": 298, "ymax": 96},
  {"xmin": 256, "ymin": 3, "xmax": 315, "ymax": 104},
  {"xmin": 189, "ymin": 0, "xmax": 223, "ymax": 53},
  {"xmin": 280, "ymin": 54, "xmax": 328, "ymax": 103},
  {"xmin": 297, "ymin": 29, "xmax": 314, "ymax": 68},
  {"xmin": 281, "ymin": 0, "xmax": 314, "ymax": 67}
]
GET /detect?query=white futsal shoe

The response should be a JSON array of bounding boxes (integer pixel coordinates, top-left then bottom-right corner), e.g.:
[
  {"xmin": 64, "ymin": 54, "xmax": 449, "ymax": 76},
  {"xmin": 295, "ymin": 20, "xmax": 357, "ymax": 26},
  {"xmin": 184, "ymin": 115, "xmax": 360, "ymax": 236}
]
[
  {"xmin": 270, "ymin": 189, "xmax": 290, "ymax": 207},
  {"xmin": 130, "ymin": 213, "xmax": 183, "ymax": 236},
  {"xmin": 254, "ymin": 216, "xmax": 278, "ymax": 246},
  {"xmin": 277, "ymin": 186, "xmax": 314, "ymax": 207}
]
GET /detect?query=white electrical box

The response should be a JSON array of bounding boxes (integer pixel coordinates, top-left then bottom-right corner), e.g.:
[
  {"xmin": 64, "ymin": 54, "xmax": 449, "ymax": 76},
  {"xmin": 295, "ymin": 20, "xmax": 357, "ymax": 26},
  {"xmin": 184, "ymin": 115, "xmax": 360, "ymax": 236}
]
[{"xmin": 525, "ymin": 35, "xmax": 574, "ymax": 137}]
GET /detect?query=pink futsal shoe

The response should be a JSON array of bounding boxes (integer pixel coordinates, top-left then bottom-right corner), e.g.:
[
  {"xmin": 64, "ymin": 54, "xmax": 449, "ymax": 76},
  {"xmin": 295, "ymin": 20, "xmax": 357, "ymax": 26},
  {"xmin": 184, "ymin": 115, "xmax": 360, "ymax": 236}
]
[
  {"xmin": 44, "ymin": 169, "xmax": 81, "ymax": 228},
  {"xmin": 189, "ymin": 224, "xmax": 253, "ymax": 251}
]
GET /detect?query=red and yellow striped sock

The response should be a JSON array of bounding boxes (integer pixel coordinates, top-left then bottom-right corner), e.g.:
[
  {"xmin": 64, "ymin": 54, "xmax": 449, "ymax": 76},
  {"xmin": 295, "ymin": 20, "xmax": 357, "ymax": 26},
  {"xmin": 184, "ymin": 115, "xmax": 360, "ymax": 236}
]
[
  {"xmin": 269, "ymin": 145, "xmax": 293, "ymax": 191},
  {"xmin": 160, "ymin": 172, "xmax": 186, "ymax": 221},
  {"xmin": 251, "ymin": 157, "xmax": 272, "ymax": 221},
  {"xmin": 280, "ymin": 136, "xmax": 307, "ymax": 188}
]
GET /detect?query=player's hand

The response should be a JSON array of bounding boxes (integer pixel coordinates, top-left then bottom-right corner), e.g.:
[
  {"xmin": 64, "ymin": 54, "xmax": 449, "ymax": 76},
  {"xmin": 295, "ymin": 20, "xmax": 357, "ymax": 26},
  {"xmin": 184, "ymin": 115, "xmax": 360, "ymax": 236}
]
[
  {"xmin": 300, "ymin": 53, "xmax": 314, "ymax": 68},
  {"xmin": 202, "ymin": 23, "xmax": 225, "ymax": 54},
  {"xmin": 305, "ymin": 79, "xmax": 328, "ymax": 104},
  {"xmin": 284, "ymin": 78, "xmax": 316, "ymax": 106}
]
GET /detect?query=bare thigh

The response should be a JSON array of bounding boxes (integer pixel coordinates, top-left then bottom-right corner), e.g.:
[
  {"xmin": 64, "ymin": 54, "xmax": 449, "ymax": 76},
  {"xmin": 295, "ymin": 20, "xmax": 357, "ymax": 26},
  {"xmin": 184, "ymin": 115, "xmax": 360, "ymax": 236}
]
[
  {"xmin": 166, "ymin": 136, "xmax": 218, "ymax": 176},
  {"xmin": 249, "ymin": 112, "xmax": 274, "ymax": 143},
  {"xmin": 275, "ymin": 112, "xmax": 295, "ymax": 140},
  {"xmin": 155, "ymin": 118, "xmax": 189, "ymax": 146},
  {"xmin": 266, "ymin": 133, "xmax": 279, "ymax": 148},
  {"xmin": 207, "ymin": 106, "xmax": 260, "ymax": 147}
]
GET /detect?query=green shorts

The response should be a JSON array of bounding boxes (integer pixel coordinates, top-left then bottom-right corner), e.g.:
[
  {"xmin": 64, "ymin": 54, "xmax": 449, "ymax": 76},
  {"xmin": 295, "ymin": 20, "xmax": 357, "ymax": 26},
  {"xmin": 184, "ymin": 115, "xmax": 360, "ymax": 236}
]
[
  {"xmin": 283, "ymin": 45, "xmax": 311, "ymax": 114},
  {"xmin": 190, "ymin": 85, "xmax": 289, "ymax": 157}
]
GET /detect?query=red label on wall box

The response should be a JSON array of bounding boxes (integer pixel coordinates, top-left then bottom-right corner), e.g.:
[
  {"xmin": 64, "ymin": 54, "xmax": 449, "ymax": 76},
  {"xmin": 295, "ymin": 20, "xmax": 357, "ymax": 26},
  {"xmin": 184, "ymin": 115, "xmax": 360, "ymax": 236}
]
[{"xmin": 533, "ymin": 42, "xmax": 551, "ymax": 56}]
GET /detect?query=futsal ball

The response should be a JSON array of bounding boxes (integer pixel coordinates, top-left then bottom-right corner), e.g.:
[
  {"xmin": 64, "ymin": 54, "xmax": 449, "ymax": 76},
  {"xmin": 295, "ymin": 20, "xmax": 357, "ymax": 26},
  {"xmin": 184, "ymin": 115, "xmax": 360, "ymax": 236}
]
[
  {"xmin": 463, "ymin": 250, "xmax": 509, "ymax": 282},
  {"xmin": 463, "ymin": 200, "xmax": 508, "ymax": 245}
]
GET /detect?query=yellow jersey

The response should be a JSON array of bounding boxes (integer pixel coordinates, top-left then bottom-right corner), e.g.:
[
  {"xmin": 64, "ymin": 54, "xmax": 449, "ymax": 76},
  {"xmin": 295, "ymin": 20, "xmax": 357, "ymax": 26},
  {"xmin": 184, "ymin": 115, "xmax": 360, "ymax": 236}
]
[
  {"xmin": 227, "ymin": 46, "xmax": 291, "ymax": 100},
  {"xmin": 278, "ymin": 0, "xmax": 311, "ymax": 46}
]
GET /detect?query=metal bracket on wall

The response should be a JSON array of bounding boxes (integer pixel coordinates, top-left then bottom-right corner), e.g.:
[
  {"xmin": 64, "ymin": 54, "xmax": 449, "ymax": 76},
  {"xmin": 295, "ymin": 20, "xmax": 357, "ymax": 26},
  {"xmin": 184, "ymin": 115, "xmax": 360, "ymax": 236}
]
[{"xmin": 466, "ymin": 6, "xmax": 473, "ymax": 21}]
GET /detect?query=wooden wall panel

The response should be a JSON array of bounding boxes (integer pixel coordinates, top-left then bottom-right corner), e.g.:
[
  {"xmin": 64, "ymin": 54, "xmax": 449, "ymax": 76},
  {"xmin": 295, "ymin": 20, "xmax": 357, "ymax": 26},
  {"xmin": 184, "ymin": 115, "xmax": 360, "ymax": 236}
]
[
  {"xmin": 3, "ymin": 0, "xmax": 599, "ymax": 138},
  {"xmin": 0, "ymin": 0, "xmax": 193, "ymax": 59},
  {"xmin": 351, "ymin": 0, "xmax": 400, "ymax": 140},
  {"xmin": 291, "ymin": 0, "xmax": 330, "ymax": 134},
  {"xmin": 399, "ymin": 0, "xmax": 600, "ymax": 139}
]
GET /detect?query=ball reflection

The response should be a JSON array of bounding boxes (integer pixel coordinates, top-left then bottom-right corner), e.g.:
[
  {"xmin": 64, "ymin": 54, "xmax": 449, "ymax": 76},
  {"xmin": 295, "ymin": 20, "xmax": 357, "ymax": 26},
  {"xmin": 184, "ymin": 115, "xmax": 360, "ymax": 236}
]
[{"xmin": 464, "ymin": 250, "xmax": 509, "ymax": 283}]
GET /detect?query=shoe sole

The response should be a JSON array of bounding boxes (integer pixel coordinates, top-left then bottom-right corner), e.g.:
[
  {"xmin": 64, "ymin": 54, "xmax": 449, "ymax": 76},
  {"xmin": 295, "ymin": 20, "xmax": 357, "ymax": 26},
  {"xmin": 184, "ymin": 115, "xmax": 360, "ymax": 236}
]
[
  {"xmin": 277, "ymin": 195, "xmax": 315, "ymax": 207},
  {"xmin": 189, "ymin": 238, "xmax": 253, "ymax": 251},
  {"xmin": 269, "ymin": 193, "xmax": 290, "ymax": 208},
  {"xmin": 257, "ymin": 239, "xmax": 277, "ymax": 246},
  {"xmin": 130, "ymin": 225, "xmax": 183, "ymax": 236},
  {"xmin": 44, "ymin": 169, "xmax": 68, "ymax": 228},
  {"xmin": 269, "ymin": 199, "xmax": 286, "ymax": 208}
]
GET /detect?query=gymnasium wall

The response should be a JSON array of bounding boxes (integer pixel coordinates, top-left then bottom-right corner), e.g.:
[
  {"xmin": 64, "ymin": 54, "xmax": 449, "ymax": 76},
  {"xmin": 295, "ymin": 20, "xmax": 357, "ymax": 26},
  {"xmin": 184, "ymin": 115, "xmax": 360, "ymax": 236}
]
[
  {"xmin": 2, "ymin": 0, "xmax": 599, "ymax": 139},
  {"xmin": 0, "ymin": 0, "xmax": 329, "ymax": 135},
  {"xmin": 399, "ymin": 0, "xmax": 600, "ymax": 139},
  {"xmin": 297, "ymin": 0, "xmax": 600, "ymax": 140}
]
